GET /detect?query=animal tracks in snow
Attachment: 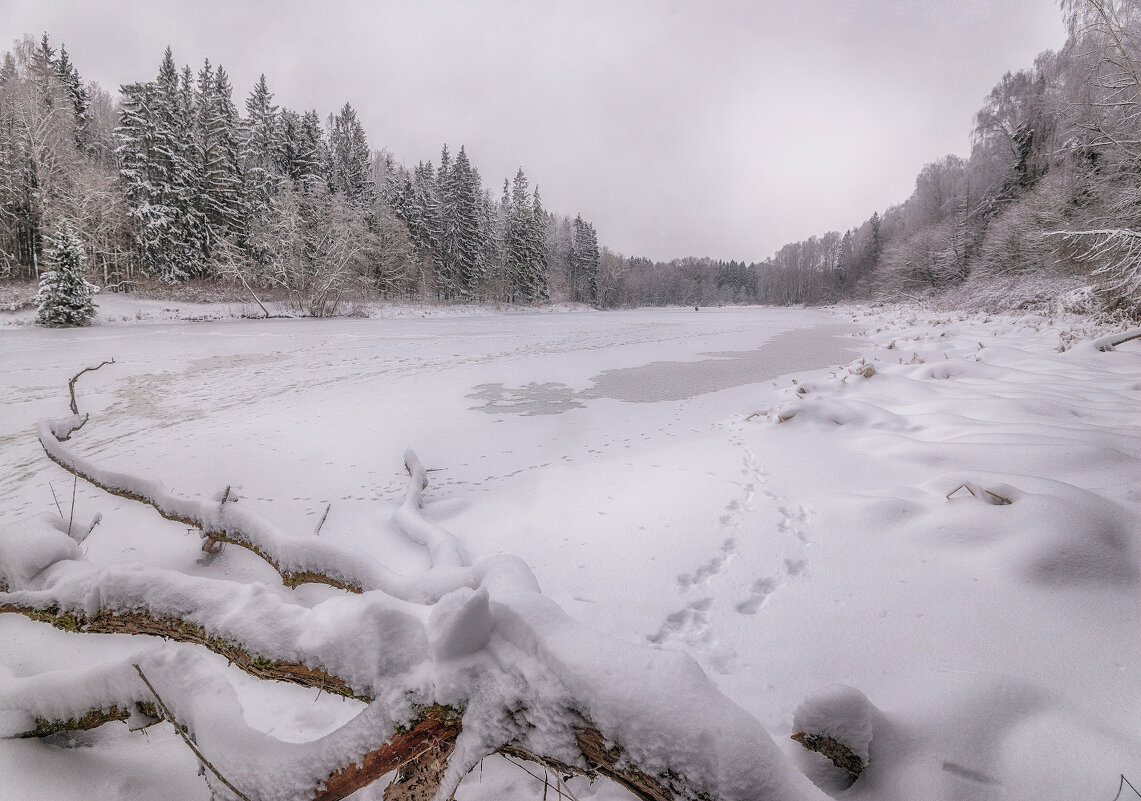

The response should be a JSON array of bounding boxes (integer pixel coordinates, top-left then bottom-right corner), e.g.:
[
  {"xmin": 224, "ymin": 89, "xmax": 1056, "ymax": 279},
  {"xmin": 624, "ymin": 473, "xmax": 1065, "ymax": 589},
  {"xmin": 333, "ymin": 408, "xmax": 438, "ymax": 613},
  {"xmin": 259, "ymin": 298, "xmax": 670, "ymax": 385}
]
[
  {"xmin": 648, "ymin": 422, "xmax": 814, "ymax": 669},
  {"xmin": 676, "ymin": 538, "xmax": 737, "ymax": 588}
]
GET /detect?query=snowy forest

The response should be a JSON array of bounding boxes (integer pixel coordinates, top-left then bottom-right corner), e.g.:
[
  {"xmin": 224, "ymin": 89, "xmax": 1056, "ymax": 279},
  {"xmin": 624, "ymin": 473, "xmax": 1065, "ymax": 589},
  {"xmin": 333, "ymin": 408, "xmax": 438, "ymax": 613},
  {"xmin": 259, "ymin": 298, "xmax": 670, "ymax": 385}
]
[
  {"xmin": 5, "ymin": 2, "xmax": 1141, "ymax": 318},
  {"xmin": 0, "ymin": 36, "xmax": 602, "ymax": 314}
]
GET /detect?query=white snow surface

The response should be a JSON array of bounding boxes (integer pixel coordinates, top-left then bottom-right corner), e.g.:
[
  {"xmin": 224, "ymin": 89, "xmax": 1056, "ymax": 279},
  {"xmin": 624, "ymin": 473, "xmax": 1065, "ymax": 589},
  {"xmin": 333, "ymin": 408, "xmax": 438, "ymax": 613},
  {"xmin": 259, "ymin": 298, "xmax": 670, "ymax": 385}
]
[{"xmin": 1, "ymin": 304, "xmax": 1139, "ymax": 801}]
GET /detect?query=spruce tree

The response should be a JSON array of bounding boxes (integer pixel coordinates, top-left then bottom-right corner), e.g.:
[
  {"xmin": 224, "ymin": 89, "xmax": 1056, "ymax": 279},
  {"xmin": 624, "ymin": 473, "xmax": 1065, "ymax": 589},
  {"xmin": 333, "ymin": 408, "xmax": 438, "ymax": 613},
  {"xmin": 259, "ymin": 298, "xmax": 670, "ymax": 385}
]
[
  {"xmin": 116, "ymin": 48, "xmax": 203, "ymax": 282},
  {"xmin": 298, "ymin": 110, "xmax": 329, "ymax": 190},
  {"xmin": 55, "ymin": 44, "xmax": 90, "ymax": 151},
  {"xmin": 206, "ymin": 66, "xmax": 244, "ymax": 244},
  {"xmin": 327, "ymin": 103, "xmax": 372, "ymax": 203},
  {"xmin": 505, "ymin": 169, "xmax": 534, "ymax": 302},
  {"xmin": 435, "ymin": 144, "xmax": 459, "ymax": 297},
  {"xmin": 242, "ymin": 74, "xmax": 280, "ymax": 213},
  {"xmin": 459, "ymin": 159, "xmax": 490, "ymax": 297},
  {"xmin": 36, "ymin": 221, "xmax": 97, "ymax": 327},
  {"xmin": 409, "ymin": 160, "xmax": 441, "ymax": 262},
  {"xmin": 571, "ymin": 214, "xmax": 600, "ymax": 304},
  {"xmin": 527, "ymin": 187, "xmax": 550, "ymax": 301}
]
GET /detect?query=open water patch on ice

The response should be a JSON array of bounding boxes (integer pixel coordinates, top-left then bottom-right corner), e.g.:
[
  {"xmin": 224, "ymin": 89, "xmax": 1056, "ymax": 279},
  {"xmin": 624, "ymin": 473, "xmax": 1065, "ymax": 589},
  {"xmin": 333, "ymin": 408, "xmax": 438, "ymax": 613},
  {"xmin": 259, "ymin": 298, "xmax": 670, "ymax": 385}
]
[
  {"xmin": 467, "ymin": 323, "xmax": 860, "ymax": 414},
  {"xmin": 465, "ymin": 382, "xmax": 586, "ymax": 416},
  {"xmin": 583, "ymin": 323, "xmax": 859, "ymax": 403}
]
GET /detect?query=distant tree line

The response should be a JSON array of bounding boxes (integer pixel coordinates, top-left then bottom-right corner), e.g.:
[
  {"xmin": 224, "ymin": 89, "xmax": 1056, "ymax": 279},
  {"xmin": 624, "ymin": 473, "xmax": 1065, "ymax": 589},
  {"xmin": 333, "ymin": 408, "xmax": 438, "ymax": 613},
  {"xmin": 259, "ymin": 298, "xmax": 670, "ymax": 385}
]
[
  {"xmin": 599, "ymin": 0, "xmax": 1141, "ymax": 317},
  {"xmin": 0, "ymin": 36, "xmax": 602, "ymax": 314}
]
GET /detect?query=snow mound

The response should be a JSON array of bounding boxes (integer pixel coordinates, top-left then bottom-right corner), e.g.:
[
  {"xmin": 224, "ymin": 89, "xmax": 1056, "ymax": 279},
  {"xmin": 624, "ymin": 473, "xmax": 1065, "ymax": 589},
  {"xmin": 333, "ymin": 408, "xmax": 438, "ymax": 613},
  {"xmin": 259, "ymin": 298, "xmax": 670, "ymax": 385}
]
[
  {"xmin": 429, "ymin": 586, "xmax": 493, "ymax": 659},
  {"xmin": 0, "ymin": 514, "xmax": 82, "ymax": 590},
  {"xmin": 793, "ymin": 684, "xmax": 877, "ymax": 764},
  {"xmin": 912, "ymin": 473, "xmax": 1138, "ymax": 586}
]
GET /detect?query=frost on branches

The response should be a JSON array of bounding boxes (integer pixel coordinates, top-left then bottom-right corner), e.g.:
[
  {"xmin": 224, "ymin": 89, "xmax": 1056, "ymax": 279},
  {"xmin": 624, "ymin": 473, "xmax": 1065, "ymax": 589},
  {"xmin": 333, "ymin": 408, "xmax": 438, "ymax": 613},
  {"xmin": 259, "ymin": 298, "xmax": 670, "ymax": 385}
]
[
  {"xmin": 0, "ymin": 365, "xmax": 859, "ymax": 801},
  {"xmin": 35, "ymin": 221, "xmax": 98, "ymax": 327}
]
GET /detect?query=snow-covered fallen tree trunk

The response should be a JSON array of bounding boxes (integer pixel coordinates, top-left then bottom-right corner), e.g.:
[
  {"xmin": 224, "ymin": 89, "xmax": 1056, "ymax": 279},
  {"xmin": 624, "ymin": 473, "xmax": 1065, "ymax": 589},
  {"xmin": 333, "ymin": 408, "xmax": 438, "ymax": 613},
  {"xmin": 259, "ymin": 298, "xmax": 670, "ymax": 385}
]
[{"xmin": 1, "ymin": 365, "xmax": 837, "ymax": 801}]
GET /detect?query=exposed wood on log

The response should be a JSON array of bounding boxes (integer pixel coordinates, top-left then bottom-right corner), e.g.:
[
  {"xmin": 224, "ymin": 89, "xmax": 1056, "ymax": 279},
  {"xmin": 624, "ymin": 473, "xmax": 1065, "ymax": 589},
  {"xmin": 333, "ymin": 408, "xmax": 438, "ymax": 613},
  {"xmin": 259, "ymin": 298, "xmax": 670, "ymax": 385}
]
[
  {"xmin": 500, "ymin": 725, "xmax": 715, "ymax": 801},
  {"xmin": 575, "ymin": 726, "xmax": 708, "ymax": 801},
  {"xmin": 380, "ymin": 720, "xmax": 459, "ymax": 801},
  {"xmin": 791, "ymin": 731, "xmax": 866, "ymax": 778},
  {"xmin": 316, "ymin": 710, "xmax": 462, "ymax": 801}
]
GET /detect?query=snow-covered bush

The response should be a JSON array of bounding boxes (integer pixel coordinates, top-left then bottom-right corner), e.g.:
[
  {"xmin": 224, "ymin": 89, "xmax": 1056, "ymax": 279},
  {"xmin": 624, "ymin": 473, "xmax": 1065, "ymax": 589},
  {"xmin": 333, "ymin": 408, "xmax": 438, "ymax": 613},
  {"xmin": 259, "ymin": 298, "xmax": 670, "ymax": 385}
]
[{"xmin": 35, "ymin": 221, "xmax": 99, "ymax": 327}]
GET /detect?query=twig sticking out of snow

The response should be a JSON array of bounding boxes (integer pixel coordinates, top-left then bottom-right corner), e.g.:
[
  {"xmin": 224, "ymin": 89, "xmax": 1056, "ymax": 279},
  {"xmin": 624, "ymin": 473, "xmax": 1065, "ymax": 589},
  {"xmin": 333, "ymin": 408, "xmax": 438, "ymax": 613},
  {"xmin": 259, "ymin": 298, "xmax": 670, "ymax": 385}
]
[
  {"xmin": 49, "ymin": 482, "xmax": 64, "ymax": 519},
  {"xmin": 314, "ymin": 502, "xmax": 332, "ymax": 536},
  {"xmin": 1112, "ymin": 774, "xmax": 1141, "ymax": 801},
  {"xmin": 67, "ymin": 475, "xmax": 77, "ymax": 539},
  {"xmin": 133, "ymin": 663, "xmax": 255, "ymax": 801}
]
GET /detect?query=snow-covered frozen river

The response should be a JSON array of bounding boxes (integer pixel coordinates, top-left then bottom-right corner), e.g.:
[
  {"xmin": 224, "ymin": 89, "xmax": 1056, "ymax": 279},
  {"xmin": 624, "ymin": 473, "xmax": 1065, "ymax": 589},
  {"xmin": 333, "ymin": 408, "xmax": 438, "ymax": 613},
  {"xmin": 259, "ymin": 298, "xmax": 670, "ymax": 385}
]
[
  {"xmin": 0, "ymin": 306, "xmax": 857, "ymax": 527},
  {"xmin": 3, "ymin": 305, "xmax": 1138, "ymax": 801}
]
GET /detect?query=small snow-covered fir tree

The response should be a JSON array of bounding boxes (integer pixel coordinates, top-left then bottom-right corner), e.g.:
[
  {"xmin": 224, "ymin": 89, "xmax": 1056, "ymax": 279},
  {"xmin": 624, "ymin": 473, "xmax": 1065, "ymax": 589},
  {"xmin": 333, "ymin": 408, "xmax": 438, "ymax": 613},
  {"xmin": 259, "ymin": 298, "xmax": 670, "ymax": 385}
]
[{"xmin": 35, "ymin": 221, "xmax": 98, "ymax": 327}]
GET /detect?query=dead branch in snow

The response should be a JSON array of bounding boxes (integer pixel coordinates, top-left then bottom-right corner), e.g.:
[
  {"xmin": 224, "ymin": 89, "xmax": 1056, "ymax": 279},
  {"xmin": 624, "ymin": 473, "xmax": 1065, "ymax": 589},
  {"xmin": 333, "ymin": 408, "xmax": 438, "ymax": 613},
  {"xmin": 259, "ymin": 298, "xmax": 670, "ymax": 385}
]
[
  {"xmin": 1094, "ymin": 328, "xmax": 1141, "ymax": 351},
  {"xmin": 67, "ymin": 359, "xmax": 114, "ymax": 416}
]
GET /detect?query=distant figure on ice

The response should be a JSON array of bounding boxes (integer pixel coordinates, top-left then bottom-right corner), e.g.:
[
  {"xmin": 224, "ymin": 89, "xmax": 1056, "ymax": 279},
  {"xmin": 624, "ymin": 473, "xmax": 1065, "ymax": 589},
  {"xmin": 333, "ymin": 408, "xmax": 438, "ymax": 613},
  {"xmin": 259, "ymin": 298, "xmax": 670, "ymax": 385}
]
[{"xmin": 694, "ymin": 306, "xmax": 699, "ymax": 311}]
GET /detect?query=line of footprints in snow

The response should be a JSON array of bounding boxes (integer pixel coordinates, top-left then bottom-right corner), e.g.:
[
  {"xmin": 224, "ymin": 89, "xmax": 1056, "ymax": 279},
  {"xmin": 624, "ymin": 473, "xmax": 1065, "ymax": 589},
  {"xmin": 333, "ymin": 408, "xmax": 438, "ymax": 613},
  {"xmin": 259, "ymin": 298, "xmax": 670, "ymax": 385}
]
[{"xmin": 648, "ymin": 425, "xmax": 810, "ymax": 671}]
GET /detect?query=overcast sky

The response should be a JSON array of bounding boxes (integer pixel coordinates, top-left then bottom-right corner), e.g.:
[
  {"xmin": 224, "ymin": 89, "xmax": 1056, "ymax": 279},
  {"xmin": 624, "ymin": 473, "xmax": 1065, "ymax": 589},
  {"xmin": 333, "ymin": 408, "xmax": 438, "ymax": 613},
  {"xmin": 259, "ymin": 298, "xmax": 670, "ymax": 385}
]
[{"xmin": 4, "ymin": 1, "xmax": 1066, "ymax": 262}]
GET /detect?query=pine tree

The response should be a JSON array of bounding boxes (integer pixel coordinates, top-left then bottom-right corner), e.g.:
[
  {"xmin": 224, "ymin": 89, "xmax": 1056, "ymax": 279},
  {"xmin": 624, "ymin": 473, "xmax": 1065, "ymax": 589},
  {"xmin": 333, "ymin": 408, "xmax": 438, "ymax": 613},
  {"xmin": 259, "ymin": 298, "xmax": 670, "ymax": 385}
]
[
  {"xmin": 298, "ymin": 110, "xmax": 328, "ymax": 190},
  {"xmin": 571, "ymin": 214, "xmax": 600, "ymax": 304},
  {"xmin": 242, "ymin": 74, "xmax": 279, "ymax": 213},
  {"xmin": 457, "ymin": 157, "xmax": 489, "ymax": 297},
  {"xmin": 116, "ymin": 47, "xmax": 205, "ymax": 281},
  {"xmin": 117, "ymin": 80, "xmax": 172, "ymax": 277},
  {"xmin": 175, "ymin": 62, "xmax": 206, "ymax": 275},
  {"xmin": 36, "ymin": 220, "xmax": 97, "ymax": 326},
  {"xmin": 837, "ymin": 229, "xmax": 853, "ymax": 286},
  {"xmin": 205, "ymin": 65, "xmax": 244, "ymax": 245},
  {"xmin": 29, "ymin": 33, "xmax": 57, "ymax": 108},
  {"xmin": 327, "ymin": 103, "xmax": 372, "ymax": 203},
  {"xmin": 505, "ymin": 169, "xmax": 535, "ymax": 302},
  {"xmin": 54, "ymin": 44, "xmax": 89, "ymax": 151},
  {"xmin": 527, "ymin": 187, "xmax": 550, "ymax": 301},
  {"xmin": 409, "ymin": 160, "xmax": 441, "ymax": 262},
  {"xmin": 435, "ymin": 144, "xmax": 458, "ymax": 297}
]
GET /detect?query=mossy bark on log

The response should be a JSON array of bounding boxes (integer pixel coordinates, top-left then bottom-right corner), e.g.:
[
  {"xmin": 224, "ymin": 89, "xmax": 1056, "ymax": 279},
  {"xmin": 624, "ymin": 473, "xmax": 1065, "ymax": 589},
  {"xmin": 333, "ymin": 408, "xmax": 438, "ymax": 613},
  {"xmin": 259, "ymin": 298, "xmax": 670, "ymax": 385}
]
[
  {"xmin": 0, "ymin": 603, "xmax": 366, "ymax": 702},
  {"xmin": 11, "ymin": 702, "xmax": 159, "ymax": 739}
]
